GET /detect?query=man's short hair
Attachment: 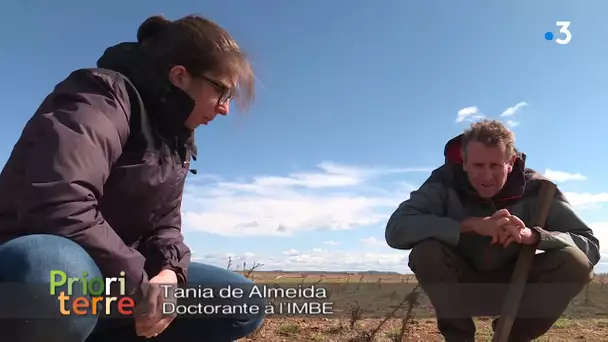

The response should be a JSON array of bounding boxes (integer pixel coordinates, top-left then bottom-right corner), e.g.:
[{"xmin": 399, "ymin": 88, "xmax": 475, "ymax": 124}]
[{"xmin": 461, "ymin": 119, "xmax": 516, "ymax": 161}]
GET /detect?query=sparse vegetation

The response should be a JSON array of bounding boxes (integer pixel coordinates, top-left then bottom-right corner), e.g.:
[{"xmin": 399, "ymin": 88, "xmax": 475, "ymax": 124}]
[{"xmin": 232, "ymin": 264, "xmax": 608, "ymax": 341}]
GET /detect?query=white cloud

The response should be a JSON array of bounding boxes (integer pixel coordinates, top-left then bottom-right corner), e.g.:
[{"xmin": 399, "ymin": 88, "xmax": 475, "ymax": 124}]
[
  {"xmin": 323, "ymin": 240, "xmax": 340, "ymax": 246},
  {"xmin": 361, "ymin": 237, "xmax": 385, "ymax": 246},
  {"xmin": 544, "ymin": 169, "xmax": 587, "ymax": 183},
  {"xmin": 456, "ymin": 106, "xmax": 485, "ymax": 123},
  {"xmin": 564, "ymin": 192, "xmax": 608, "ymax": 208},
  {"xmin": 501, "ymin": 102, "xmax": 528, "ymax": 117},
  {"xmin": 590, "ymin": 222, "xmax": 608, "ymax": 255},
  {"xmin": 282, "ymin": 249, "xmax": 299, "ymax": 256},
  {"xmin": 455, "ymin": 102, "xmax": 527, "ymax": 125},
  {"xmin": 222, "ymin": 162, "xmax": 431, "ymax": 190},
  {"xmin": 182, "ymin": 162, "xmax": 430, "ymax": 237},
  {"xmin": 192, "ymin": 248, "xmax": 410, "ymax": 273},
  {"xmin": 506, "ymin": 120, "xmax": 519, "ymax": 127}
]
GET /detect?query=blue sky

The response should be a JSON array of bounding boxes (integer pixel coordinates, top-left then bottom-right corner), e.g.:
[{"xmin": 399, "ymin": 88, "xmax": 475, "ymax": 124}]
[{"xmin": 1, "ymin": 1, "xmax": 607, "ymax": 273}]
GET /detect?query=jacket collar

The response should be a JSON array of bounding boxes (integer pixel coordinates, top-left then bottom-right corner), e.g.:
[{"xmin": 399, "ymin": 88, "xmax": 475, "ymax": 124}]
[
  {"xmin": 96, "ymin": 42, "xmax": 197, "ymax": 159},
  {"xmin": 443, "ymin": 134, "xmax": 526, "ymax": 203}
]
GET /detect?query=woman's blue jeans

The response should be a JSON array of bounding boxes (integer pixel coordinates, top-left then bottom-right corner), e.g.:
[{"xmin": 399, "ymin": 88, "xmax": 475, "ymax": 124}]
[{"xmin": 0, "ymin": 234, "xmax": 265, "ymax": 341}]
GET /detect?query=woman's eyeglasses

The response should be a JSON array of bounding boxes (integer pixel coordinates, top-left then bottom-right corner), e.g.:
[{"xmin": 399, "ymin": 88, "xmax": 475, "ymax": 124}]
[{"xmin": 202, "ymin": 76, "xmax": 233, "ymax": 105}]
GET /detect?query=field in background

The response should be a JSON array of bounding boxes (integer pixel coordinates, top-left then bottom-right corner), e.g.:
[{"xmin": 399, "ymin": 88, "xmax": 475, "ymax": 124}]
[{"xmin": 233, "ymin": 270, "xmax": 608, "ymax": 341}]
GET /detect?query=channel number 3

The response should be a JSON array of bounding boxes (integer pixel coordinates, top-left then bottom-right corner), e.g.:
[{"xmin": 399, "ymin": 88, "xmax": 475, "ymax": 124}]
[{"xmin": 555, "ymin": 21, "xmax": 572, "ymax": 45}]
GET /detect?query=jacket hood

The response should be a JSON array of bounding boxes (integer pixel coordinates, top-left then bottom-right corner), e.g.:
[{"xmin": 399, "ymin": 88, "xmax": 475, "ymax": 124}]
[
  {"xmin": 96, "ymin": 42, "xmax": 196, "ymax": 156},
  {"xmin": 443, "ymin": 134, "xmax": 528, "ymax": 203}
]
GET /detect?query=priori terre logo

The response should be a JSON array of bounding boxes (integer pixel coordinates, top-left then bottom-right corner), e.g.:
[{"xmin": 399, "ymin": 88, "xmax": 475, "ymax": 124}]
[{"xmin": 50, "ymin": 270, "xmax": 135, "ymax": 315}]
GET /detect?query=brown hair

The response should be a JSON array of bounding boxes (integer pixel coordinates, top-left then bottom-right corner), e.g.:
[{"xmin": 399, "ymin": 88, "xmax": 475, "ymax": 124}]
[
  {"xmin": 136, "ymin": 15, "xmax": 255, "ymax": 110},
  {"xmin": 461, "ymin": 119, "xmax": 516, "ymax": 161}
]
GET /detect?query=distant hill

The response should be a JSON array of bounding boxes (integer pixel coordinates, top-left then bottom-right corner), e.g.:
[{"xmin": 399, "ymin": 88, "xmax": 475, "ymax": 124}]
[{"xmin": 252, "ymin": 270, "xmax": 403, "ymax": 275}]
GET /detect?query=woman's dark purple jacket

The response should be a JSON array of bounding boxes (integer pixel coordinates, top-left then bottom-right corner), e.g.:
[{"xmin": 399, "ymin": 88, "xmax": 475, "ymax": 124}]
[{"xmin": 0, "ymin": 43, "xmax": 198, "ymax": 293}]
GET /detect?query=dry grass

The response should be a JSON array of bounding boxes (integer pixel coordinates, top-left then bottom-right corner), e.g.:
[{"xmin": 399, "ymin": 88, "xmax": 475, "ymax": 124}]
[{"xmin": 228, "ymin": 262, "xmax": 608, "ymax": 342}]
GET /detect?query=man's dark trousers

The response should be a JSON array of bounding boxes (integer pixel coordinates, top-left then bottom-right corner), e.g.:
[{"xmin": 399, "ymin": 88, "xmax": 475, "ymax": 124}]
[{"xmin": 408, "ymin": 239, "xmax": 593, "ymax": 342}]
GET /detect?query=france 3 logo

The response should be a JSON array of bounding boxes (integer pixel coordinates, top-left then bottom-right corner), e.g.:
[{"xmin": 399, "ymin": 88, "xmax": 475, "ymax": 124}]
[{"xmin": 545, "ymin": 21, "xmax": 571, "ymax": 45}]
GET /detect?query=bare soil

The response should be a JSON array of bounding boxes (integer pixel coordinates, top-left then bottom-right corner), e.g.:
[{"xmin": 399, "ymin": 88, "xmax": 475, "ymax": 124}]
[{"xmin": 235, "ymin": 272, "xmax": 608, "ymax": 341}]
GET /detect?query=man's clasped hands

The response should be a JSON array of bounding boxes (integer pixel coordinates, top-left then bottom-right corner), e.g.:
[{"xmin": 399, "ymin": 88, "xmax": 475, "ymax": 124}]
[{"xmin": 462, "ymin": 209, "xmax": 540, "ymax": 247}]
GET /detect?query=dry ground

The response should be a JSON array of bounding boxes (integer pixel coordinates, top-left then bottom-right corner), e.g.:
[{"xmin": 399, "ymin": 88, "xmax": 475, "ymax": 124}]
[{"xmin": 233, "ymin": 271, "xmax": 608, "ymax": 341}]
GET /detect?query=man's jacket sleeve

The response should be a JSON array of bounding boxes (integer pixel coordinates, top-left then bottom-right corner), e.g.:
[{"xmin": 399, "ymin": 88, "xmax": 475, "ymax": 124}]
[
  {"xmin": 533, "ymin": 197, "xmax": 601, "ymax": 265},
  {"xmin": 17, "ymin": 69, "xmax": 148, "ymax": 293},
  {"xmin": 385, "ymin": 167, "xmax": 461, "ymax": 250}
]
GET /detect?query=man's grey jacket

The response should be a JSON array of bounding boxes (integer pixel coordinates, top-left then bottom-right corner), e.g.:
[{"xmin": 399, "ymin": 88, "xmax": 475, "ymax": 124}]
[{"xmin": 385, "ymin": 134, "xmax": 600, "ymax": 272}]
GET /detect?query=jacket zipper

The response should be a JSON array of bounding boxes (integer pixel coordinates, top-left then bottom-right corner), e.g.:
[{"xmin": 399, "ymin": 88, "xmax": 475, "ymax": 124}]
[
  {"xmin": 173, "ymin": 137, "xmax": 179, "ymax": 165},
  {"xmin": 484, "ymin": 200, "xmax": 497, "ymax": 269},
  {"xmin": 173, "ymin": 137, "xmax": 195, "ymax": 177}
]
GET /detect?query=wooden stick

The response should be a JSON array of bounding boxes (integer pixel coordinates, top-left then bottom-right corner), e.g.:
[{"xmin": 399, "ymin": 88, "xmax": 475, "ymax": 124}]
[{"xmin": 492, "ymin": 180, "xmax": 557, "ymax": 342}]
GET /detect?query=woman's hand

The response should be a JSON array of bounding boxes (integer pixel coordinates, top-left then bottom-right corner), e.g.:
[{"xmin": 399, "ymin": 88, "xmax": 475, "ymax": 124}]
[{"xmin": 134, "ymin": 269, "xmax": 178, "ymax": 338}]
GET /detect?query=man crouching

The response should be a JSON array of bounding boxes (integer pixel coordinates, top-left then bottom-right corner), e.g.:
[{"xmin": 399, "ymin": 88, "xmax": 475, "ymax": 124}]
[{"xmin": 385, "ymin": 119, "xmax": 599, "ymax": 342}]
